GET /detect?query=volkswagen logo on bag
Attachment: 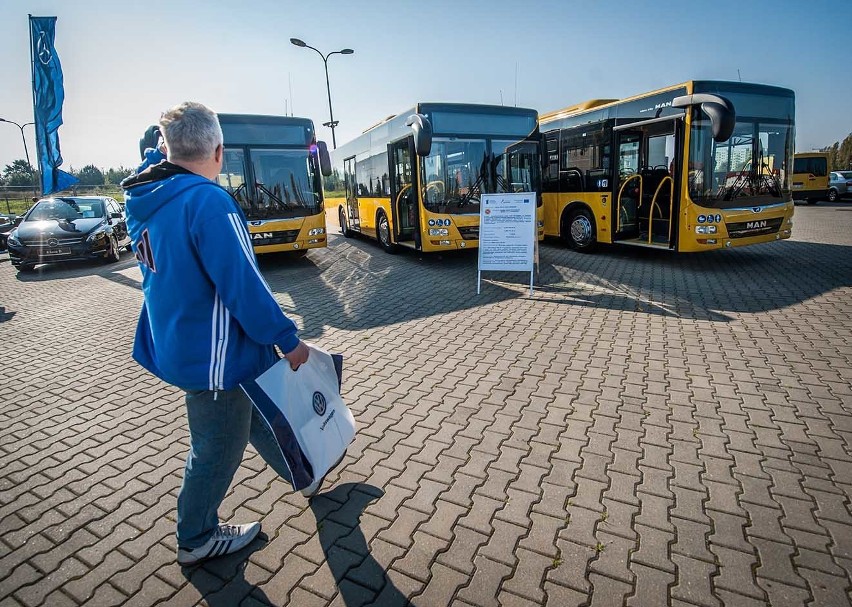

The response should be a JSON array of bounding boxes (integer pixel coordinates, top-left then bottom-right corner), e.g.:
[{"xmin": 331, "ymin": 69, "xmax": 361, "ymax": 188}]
[{"xmin": 312, "ymin": 391, "xmax": 327, "ymax": 416}]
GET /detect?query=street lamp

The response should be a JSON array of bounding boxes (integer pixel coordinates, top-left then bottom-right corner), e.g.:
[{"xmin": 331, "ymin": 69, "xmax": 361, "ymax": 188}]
[
  {"xmin": 290, "ymin": 38, "xmax": 354, "ymax": 149},
  {"xmin": 0, "ymin": 118, "xmax": 37, "ymax": 198}
]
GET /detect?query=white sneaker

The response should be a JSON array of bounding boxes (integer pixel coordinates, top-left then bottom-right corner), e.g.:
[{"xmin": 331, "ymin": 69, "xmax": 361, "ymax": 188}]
[
  {"xmin": 176, "ymin": 522, "xmax": 261, "ymax": 565},
  {"xmin": 300, "ymin": 451, "xmax": 347, "ymax": 498}
]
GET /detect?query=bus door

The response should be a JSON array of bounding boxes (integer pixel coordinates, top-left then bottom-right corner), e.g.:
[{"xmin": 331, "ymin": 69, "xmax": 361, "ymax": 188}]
[
  {"xmin": 344, "ymin": 156, "xmax": 360, "ymax": 232},
  {"xmin": 388, "ymin": 137, "xmax": 419, "ymax": 247},
  {"xmin": 614, "ymin": 120, "xmax": 678, "ymax": 247},
  {"xmin": 614, "ymin": 131, "xmax": 642, "ymax": 240}
]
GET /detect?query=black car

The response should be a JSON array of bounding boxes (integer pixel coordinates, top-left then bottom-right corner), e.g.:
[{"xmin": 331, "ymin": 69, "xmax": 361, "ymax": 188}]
[
  {"xmin": 0, "ymin": 213, "xmax": 18, "ymax": 251},
  {"xmin": 7, "ymin": 196, "xmax": 131, "ymax": 272}
]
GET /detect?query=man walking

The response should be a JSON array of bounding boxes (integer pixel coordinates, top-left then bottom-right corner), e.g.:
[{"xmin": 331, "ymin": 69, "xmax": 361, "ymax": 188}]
[{"xmin": 123, "ymin": 101, "xmax": 317, "ymax": 566}]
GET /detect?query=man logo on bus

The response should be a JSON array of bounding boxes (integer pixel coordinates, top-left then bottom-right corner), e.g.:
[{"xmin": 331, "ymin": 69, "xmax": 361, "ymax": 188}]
[{"xmin": 746, "ymin": 220, "xmax": 767, "ymax": 230}]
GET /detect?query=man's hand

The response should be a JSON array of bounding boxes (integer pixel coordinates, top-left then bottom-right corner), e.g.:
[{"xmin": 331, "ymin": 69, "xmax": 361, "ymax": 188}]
[{"xmin": 284, "ymin": 341, "xmax": 309, "ymax": 370}]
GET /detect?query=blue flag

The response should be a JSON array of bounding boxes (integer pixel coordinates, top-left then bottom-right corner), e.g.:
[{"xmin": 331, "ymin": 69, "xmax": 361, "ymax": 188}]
[{"xmin": 30, "ymin": 16, "xmax": 78, "ymax": 196}]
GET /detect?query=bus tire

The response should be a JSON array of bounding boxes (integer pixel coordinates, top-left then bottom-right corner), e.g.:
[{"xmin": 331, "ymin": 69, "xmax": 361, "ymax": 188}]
[
  {"xmin": 377, "ymin": 210, "xmax": 397, "ymax": 254},
  {"xmin": 563, "ymin": 207, "xmax": 597, "ymax": 252},
  {"xmin": 339, "ymin": 206, "xmax": 353, "ymax": 237}
]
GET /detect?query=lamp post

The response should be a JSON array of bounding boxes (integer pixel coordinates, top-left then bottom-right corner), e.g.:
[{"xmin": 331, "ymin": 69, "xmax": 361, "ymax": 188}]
[
  {"xmin": 0, "ymin": 118, "xmax": 37, "ymax": 198},
  {"xmin": 290, "ymin": 38, "xmax": 354, "ymax": 149}
]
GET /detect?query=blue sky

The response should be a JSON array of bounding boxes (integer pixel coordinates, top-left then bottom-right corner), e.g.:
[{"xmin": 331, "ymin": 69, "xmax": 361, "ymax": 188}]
[{"xmin": 1, "ymin": 0, "xmax": 850, "ymax": 171}]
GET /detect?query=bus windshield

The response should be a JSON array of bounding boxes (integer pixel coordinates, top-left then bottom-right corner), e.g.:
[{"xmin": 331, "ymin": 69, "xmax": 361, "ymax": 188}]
[
  {"xmin": 688, "ymin": 92, "xmax": 794, "ymax": 209},
  {"xmin": 493, "ymin": 139, "xmax": 540, "ymax": 197},
  {"xmin": 420, "ymin": 137, "xmax": 539, "ymax": 213},
  {"xmin": 219, "ymin": 147, "xmax": 321, "ymax": 220}
]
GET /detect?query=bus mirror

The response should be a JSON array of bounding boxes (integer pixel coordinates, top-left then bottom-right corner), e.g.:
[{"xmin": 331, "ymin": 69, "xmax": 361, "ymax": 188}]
[
  {"xmin": 406, "ymin": 114, "xmax": 433, "ymax": 156},
  {"xmin": 672, "ymin": 94, "xmax": 736, "ymax": 143},
  {"xmin": 316, "ymin": 141, "xmax": 332, "ymax": 176},
  {"xmin": 139, "ymin": 124, "xmax": 160, "ymax": 160}
]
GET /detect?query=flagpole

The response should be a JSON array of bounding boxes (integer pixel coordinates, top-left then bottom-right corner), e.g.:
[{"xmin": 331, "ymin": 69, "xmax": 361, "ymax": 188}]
[{"xmin": 28, "ymin": 14, "xmax": 40, "ymax": 199}]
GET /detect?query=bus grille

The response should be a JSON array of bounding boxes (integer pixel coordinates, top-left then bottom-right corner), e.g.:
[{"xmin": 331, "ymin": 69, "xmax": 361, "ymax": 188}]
[
  {"xmin": 457, "ymin": 226, "xmax": 479, "ymax": 240},
  {"xmin": 726, "ymin": 217, "xmax": 783, "ymax": 239},
  {"xmin": 249, "ymin": 229, "xmax": 301, "ymax": 246}
]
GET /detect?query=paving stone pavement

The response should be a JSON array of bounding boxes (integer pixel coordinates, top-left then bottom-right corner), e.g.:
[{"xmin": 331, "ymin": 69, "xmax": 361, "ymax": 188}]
[{"xmin": 1, "ymin": 202, "xmax": 851, "ymax": 607}]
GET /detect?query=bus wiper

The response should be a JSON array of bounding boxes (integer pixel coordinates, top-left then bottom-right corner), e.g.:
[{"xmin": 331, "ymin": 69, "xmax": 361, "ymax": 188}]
[
  {"xmin": 227, "ymin": 182, "xmax": 248, "ymax": 205},
  {"xmin": 458, "ymin": 173, "xmax": 483, "ymax": 208},
  {"xmin": 256, "ymin": 182, "xmax": 298, "ymax": 209},
  {"xmin": 720, "ymin": 154, "xmax": 782, "ymax": 200}
]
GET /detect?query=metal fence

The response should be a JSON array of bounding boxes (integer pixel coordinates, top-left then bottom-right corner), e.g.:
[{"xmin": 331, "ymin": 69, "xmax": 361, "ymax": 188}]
[{"xmin": 1, "ymin": 185, "xmax": 126, "ymax": 214}]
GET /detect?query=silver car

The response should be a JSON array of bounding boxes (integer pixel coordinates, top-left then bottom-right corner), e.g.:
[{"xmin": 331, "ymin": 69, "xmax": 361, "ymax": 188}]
[{"xmin": 828, "ymin": 171, "xmax": 852, "ymax": 202}]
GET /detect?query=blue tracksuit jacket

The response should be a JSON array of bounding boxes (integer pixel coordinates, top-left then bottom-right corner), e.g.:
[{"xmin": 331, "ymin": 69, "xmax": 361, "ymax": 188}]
[{"xmin": 122, "ymin": 162, "xmax": 299, "ymax": 391}]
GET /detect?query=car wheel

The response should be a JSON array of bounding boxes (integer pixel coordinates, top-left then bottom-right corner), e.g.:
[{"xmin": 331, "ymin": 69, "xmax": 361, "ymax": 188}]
[
  {"xmin": 104, "ymin": 235, "xmax": 120, "ymax": 263},
  {"xmin": 15, "ymin": 263, "xmax": 35, "ymax": 273},
  {"xmin": 376, "ymin": 210, "xmax": 397, "ymax": 253},
  {"xmin": 828, "ymin": 189, "xmax": 838, "ymax": 203},
  {"xmin": 562, "ymin": 207, "xmax": 597, "ymax": 252},
  {"xmin": 339, "ymin": 207, "xmax": 352, "ymax": 238}
]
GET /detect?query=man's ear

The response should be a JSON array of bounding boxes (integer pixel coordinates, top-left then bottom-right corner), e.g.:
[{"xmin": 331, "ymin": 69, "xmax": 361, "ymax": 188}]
[{"xmin": 214, "ymin": 144, "xmax": 223, "ymax": 163}]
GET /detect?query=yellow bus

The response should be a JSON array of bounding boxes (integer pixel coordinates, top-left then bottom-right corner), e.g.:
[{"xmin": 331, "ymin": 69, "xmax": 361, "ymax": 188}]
[
  {"xmin": 326, "ymin": 103, "xmax": 543, "ymax": 253},
  {"xmin": 539, "ymin": 81, "xmax": 795, "ymax": 252},
  {"xmin": 792, "ymin": 152, "xmax": 829, "ymax": 205},
  {"xmin": 216, "ymin": 114, "xmax": 332, "ymax": 254}
]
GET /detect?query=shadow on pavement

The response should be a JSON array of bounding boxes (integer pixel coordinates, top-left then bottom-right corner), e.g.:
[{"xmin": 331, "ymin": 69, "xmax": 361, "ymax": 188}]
[
  {"xmin": 180, "ymin": 535, "xmax": 274, "ymax": 606},
  {"xmin": 12, "ymin": 228, "xmax": 850, "ymax": 332},
  {"xmin": 260, "ymin": 233, "xmax": 852, "ymax": 329},
  {"xmin": 309, "ymin": 482, "xmax": 410, "ymax": 606},
  {"xmin": 0, "ymin": 305, "xmax": 14, "ymax": 323}
]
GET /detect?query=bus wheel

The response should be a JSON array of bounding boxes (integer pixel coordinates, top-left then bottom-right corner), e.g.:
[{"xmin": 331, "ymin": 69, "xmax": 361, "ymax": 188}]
[
  {"xmin": 564, "ymin": 208, "xmax": 597, "ymax": 252},
  {"xmin": 339, "ymin": 207, "xmax": 353, "ymax": 237},
  {"xmin": 377, "ymin": 210, "xmax": 397, "ymax": 254}
]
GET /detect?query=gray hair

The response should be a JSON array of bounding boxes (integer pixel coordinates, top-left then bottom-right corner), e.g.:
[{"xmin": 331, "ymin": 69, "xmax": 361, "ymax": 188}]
[{"xmin": 159, "ymin": 102, "xmax": 223, "ymax": 162}]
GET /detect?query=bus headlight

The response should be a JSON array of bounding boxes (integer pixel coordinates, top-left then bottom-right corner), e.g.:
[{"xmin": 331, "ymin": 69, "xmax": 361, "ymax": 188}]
[
  {"xmin": 307, "ymin": 228, "xmax": 325, "ymax": 236},
  {"xmin": 429, "ymin": 228, "xmax": 449, "ymax": 236},
  {"xmin": 695, "ymin": 225, "xmax": 717, "ymax": 234}
]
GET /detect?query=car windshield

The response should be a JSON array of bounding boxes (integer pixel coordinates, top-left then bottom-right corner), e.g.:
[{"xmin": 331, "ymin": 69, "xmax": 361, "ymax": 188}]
[
  {"xmin": 839, "ymin": 171, "xmax": 852, "ymax": 179},
  {"xmin": 26, "ymin": 199, "xmax": 104, "ymax": 221}
]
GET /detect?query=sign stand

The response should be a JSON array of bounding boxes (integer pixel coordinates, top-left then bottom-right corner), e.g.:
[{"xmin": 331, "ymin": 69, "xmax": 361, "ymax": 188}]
[{"xmin": 477, "ymin": 192, "xmax": 537, "ymax": 296}]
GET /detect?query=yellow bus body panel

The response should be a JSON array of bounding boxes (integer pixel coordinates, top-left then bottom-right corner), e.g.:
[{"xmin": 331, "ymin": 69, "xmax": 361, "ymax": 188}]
[
  {"xmin": 542, "ymin": 192, "xmax": 613, "ymax": 244},
  {"xmin": 247, "ymin": 211, "xmax": 327, "ymax": 254},
  {"xmin": 792, "ymin": 152, "xmax": 829, "ymax": 201}
]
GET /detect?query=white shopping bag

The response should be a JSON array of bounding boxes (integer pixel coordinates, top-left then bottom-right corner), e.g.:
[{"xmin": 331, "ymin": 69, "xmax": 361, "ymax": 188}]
[{"xmin": 241, "ymin": 343, "xmax": 355, "ymax": 491}]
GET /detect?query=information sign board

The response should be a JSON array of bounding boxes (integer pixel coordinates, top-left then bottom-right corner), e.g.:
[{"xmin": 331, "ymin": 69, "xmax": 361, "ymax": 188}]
[{"xmin": 477, "ymin": 192, "xmax": 537, "ymax": 295}]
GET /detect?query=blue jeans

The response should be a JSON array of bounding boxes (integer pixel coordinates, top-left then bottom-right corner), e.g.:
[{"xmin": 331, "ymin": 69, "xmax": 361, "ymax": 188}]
[{"xmin": 177, "ymin": 387, "xmax": 293, "ymax": 549}]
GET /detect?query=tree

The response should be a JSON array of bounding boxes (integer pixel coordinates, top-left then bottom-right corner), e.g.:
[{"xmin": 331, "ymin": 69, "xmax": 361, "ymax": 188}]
[
  {"xmin": 74, "ymin": 164, "xmax": 105, "ymax": 186},
  {"xmin": 106, "ymin": 166, "xmax": 132, "ymax": 185},
  {"xmin": 822, "ymin": 132, "xmax": 852, "ymax": 171},
  {"xmin": 2, "ymin": 159, "xmax": 35, "ymax": 187}
]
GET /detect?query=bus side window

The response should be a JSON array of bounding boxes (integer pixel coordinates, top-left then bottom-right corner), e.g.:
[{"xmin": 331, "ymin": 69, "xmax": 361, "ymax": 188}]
[{"xmin": 544, "ymin": 133, "xmax": 560, "ymax": 192}]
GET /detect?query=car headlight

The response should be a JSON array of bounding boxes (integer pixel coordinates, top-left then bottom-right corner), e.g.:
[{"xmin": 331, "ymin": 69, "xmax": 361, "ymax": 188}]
[
  {"xmin": 87, "ymin": 229, "xmax": 108, "ymax": 243},
  {"xmin": 7, "ymin": 232, "xmax": 21, "ymax": 247}
]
